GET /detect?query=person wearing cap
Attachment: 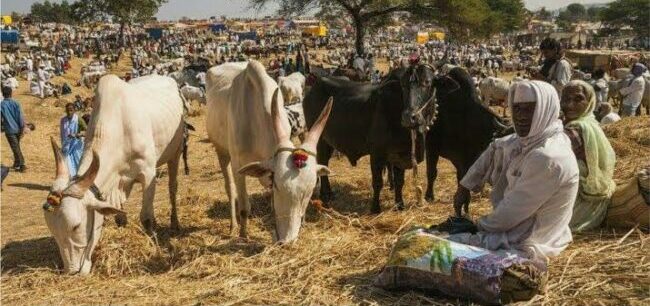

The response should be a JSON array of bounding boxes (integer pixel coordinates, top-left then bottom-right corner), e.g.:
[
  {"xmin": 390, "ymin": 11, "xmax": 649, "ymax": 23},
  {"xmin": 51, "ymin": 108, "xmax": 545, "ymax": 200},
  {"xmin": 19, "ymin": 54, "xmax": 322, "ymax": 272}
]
[
  {"xmin": 561, "ymin": 80, "xmax": 616, "ymax": 232},
  {"xmin": 598, "ymin": 102, "xmax": 621, "ymax": 125},
  {"xmin": 445, "ymin": 80, "xmax": 579, "ymax": 264},
  {"xmin": 619, "ymin": 63, "xmax": 647, "ymax": 117},
  {"xmin": 537, "ymin": 38, "xmax": 572, "ymax": 95},
  {"xmin": 1, "ymin": 87, "xmax": 27, "ymax": 172}
]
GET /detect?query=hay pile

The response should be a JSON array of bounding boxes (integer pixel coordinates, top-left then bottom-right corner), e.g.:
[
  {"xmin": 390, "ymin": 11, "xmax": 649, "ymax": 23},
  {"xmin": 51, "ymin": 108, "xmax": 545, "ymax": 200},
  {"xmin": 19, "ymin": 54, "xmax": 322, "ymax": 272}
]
[
  {"xmin": 1, "ymin": 55, "xmax": 649, "ymax": 305},
  {"xmin": 602, "ymin": 116, "xmax": 650, "ymax": 180}
]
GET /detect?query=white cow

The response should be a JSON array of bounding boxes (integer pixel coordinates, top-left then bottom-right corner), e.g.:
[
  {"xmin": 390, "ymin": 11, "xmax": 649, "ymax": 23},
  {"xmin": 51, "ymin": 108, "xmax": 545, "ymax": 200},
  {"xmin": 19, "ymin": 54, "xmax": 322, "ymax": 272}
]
[
  {"xmin": 479, "ymin": 76, "xmax": 510, "ymax": 116},
  {"xmin": 278, "ymin": 72, "xmax": 306, "ymax": 104},
  {"xmin": 43, "ymin": 74, "xmax": 186, "ymax": 275},
  {"xmin": 205, "ymin": 60, "xmax": 333, "ymax": 243},
  {"xmin": 180, "ymin": 84, "xmax": 206, "ymax": 104}
]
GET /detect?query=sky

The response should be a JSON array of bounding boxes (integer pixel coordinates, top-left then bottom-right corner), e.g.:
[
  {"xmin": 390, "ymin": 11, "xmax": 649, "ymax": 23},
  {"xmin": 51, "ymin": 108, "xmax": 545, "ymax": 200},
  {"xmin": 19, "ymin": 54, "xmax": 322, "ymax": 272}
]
[{"xmin": 1, "ymin": 0, "xmax": 612, "ymax": 20}]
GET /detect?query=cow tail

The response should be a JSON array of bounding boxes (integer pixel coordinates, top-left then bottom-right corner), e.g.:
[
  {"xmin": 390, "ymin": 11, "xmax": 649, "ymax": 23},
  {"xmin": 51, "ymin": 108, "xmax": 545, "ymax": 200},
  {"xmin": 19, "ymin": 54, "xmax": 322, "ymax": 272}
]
[{"xmin": 182, "ymin": 122, "xmax": 195, "ymax": 176}]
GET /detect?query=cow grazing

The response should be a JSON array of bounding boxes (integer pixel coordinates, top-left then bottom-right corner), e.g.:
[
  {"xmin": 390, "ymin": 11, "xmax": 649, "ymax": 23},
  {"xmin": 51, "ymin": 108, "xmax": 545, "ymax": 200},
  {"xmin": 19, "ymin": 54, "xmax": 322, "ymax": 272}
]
[
  {"xmin": 303, "ymin": 66, "xmax": 435, "ymax": 213},
  {"xmin": 425, "ymin": 68, "xmax": 511, "ymax": 216},
  {"xmin": 180, "ymin": 84, "xmax": 206, "ymax": 104},
  {"xmin": 478, "ymin": 76, "xmax": 510, "ymax": 116},
  {"xmin": 43, "ymin": 74, "xmax": 186, "ymax": 275},
  {"xmin": 205, "ymin": 60, "xmax": 333, "ymax": 243},
  {"xmin": 278, "ymin": 72, "xmax": 306, "ymax": 104}
]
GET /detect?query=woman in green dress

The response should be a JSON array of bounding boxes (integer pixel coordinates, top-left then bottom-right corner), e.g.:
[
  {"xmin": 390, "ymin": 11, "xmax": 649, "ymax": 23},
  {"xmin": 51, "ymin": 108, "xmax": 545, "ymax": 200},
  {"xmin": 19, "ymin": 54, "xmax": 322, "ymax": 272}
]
[{"xmin": 561, "ymin": 80, "xmax": 616, "ymax": 232}]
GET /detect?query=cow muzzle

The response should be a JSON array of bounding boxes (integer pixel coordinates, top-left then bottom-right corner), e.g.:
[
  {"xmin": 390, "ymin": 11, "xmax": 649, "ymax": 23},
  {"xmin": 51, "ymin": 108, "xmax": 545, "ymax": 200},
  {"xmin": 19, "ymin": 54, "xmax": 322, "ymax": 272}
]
[{"xmin": 401, "ymin": 110, "xmax": 425, "ymax": 129}]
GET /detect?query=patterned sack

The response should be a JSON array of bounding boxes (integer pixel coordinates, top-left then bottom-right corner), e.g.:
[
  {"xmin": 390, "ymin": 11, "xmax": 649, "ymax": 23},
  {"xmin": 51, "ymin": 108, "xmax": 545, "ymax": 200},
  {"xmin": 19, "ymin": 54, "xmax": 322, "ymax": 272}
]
[{"xmin": 375, "ymin": 228, "xmax": 547, "ymax": 305}]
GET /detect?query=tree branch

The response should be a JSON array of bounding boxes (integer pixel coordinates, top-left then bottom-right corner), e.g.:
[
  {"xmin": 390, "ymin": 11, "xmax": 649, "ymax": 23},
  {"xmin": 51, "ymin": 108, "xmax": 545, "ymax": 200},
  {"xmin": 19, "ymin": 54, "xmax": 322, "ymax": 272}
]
[{"xmin": 332, "ymin": 0, "xmax": 357, "ymax": 13}]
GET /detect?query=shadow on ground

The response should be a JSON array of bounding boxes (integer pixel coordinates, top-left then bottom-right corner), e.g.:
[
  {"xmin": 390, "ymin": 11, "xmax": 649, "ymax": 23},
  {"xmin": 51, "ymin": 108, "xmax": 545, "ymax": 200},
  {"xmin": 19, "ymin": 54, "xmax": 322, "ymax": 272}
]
[
  {"xmin": 8, "ymin": 183, "xmax": 50, "ymax": 191},
  {"xmin": 1, "ymin": 237, "xmax": 61, "ymax": 274}
]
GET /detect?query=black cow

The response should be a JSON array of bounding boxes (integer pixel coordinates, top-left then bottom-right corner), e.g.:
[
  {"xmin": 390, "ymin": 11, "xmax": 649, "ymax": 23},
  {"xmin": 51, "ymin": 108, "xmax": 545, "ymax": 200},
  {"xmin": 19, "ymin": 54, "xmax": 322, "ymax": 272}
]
[
  {"xmin": 303, "ymin": 68, "xmax": 435, "ymax": 213},
  {"xmin": 424, "ymin": 67, "xmax": 511, "ymax": 216}
]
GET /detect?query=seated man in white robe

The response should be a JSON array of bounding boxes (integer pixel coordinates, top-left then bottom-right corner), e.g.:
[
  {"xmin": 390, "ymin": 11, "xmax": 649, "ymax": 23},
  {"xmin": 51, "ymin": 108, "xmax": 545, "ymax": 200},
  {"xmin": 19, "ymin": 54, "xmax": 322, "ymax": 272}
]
[{"xmin": 438, "ymin": 81, "xmax": 580, "ymax": 265}]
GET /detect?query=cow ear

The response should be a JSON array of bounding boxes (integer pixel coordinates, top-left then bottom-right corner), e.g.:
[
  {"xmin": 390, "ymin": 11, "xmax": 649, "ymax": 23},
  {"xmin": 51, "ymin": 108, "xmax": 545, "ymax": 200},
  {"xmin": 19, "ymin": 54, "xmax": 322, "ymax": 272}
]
[
  {"xmin": 238, "ymin": 160, "xmax": 273, "ymax": 178},
  {"xmin": 443, "ymin": 76, "xmax": 461, "ymax": 92},
  {"xmin": 88, "ymin": 201, "xmax": 125, "ymax": 216},
  {"xmin": 315, "ymin": 165, "xmax": 330, "ymax": 177}
]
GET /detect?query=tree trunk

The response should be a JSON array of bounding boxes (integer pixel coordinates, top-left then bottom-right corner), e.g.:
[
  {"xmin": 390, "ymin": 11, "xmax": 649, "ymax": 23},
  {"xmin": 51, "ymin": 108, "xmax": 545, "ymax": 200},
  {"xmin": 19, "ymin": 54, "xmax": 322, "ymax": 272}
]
[
  {"xmin": 352, "ymin": 14, "xmax": 365, "ymax": 56},
  {"xmin": 119, "ymin": 22, "xmax": 126, "ymax": 47}
]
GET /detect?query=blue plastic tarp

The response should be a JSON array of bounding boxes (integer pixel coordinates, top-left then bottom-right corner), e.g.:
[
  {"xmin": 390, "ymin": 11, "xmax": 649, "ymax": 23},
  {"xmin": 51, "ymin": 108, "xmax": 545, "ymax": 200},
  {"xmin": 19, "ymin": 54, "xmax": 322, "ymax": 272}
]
[
  {"xmin": 209, "ymin": 23, "xmax": 227, "ymax": 32},
  {"xmin": 1, "ymin": 30, "xmax": 19, "ymax": 44},
  {"xmin": 236, "ymin": 31, "xmax": 257, "ymax": 41},
  {"xmin": 146, "ymin": 28, "xmax": 163, "ymax": 40}
]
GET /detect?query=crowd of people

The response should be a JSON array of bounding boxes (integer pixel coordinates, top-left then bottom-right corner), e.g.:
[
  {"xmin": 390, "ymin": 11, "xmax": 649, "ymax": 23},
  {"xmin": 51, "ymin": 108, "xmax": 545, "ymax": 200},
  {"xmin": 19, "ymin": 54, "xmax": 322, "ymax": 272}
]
[{"xmin": 1, "ymin": 20, "xmax": 648, "ymax": 286}]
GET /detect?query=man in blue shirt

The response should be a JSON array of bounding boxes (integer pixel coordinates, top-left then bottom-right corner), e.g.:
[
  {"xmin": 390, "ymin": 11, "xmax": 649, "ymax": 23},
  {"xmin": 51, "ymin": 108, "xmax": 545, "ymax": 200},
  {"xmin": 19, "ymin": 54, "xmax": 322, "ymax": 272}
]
[{"xmin": 1, "ymin": 86, "xmax": 26, "ymax": 172}]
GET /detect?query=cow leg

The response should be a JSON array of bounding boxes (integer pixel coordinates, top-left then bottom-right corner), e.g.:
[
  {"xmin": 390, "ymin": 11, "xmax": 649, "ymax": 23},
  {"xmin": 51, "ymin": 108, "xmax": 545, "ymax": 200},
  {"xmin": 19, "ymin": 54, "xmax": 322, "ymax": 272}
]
[
  {"xmin": 425, "ymin": 153, "xmax": 440, "ymax": 202},
  {"xmin": 233, "ymin": 173, "xmax": 250, "ymax": 238},
  {"xmin": 392, "ymin": 167, "xmax": 405, "ymax": 210},
  {"xmin": 140, "ymin": 170, "xmax": 157, "ymax": 235},
  {"xmin": 370, "ymin": 154, "xmax": 386, "ymax": 214},
  {"xmin": 115, "ymin": 179, "xmax": 134, "ymax": 227},
  {"xmin": 453, "ymin": 163, "xmax": 472, "ymax": 216},
  {"xmin": 317, "ymin": 141, "xmax": 335, "ymax": 203},
  {"xmin": 217, "ymin": 152, "xmax": 238, "ymax": 236},
  {"xmin": 167, "ymin": 156, "xmax": 181, "ymax": 232}
]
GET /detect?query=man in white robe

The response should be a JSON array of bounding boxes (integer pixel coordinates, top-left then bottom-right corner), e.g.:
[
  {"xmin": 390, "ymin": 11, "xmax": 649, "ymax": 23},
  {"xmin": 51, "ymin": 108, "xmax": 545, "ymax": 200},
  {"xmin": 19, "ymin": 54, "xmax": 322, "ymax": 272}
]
[{"xmin": 449, "ymin": 81, "xmax": 579, "ymax": 265}]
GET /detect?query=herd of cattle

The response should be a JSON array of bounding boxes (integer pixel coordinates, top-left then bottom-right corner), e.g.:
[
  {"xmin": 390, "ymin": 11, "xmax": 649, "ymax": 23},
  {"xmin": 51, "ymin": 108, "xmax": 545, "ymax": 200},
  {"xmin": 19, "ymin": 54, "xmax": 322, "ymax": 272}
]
[{"xmin": 44, "ymin": 57, "xmax": 647, "ymax": 275}]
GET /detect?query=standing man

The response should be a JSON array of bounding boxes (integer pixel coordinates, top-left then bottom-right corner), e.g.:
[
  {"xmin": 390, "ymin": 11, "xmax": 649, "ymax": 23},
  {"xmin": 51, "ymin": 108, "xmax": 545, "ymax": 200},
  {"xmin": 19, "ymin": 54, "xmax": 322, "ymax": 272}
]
[
  {"xmin": 619, "ymin": 63, "xmax": 647, "ymax": 117},
  {"xmin": 1, "ymin": 87, "xmax": 26, "ymax": 172},
  {"xmin": 37, "ymin": 63, "xmax": 48, "ymax": 99},
  {"xmin": 537, "ymin": 38, "xmax": 572, "ymax": 94}
]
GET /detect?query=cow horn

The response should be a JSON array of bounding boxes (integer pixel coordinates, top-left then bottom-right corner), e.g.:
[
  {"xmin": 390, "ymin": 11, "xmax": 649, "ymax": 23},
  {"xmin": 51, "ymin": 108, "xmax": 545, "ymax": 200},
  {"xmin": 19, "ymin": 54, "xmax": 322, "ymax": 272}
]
[
  {"xmin": 74, "ymin": 151, "xmax": 100, "ymax": 192},
  {"xmin": 303, "ymin": 97, "xmax": 333, "ymax": 151},
  {"xmin": 271, "ymin": 88, "xmax": 290, "ymax": 143},
  {"xmin": 51, "ymin": 136, "xmax": 69, "ymax": 181}
]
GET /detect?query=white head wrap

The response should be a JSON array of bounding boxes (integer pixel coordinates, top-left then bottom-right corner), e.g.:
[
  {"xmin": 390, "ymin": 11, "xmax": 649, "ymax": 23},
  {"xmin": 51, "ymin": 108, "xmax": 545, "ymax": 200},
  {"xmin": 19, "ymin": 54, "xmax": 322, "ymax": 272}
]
[{"xmin": 508, "ymin": 80, "xmax": 564, "ymax": 156}]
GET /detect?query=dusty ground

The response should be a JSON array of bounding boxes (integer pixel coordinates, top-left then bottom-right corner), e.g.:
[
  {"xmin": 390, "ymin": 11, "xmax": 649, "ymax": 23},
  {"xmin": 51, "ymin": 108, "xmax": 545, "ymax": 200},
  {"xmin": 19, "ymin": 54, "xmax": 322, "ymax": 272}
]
[{"xmin": 1, "ymin": 53, "xmax": 649, "ymax": 305}]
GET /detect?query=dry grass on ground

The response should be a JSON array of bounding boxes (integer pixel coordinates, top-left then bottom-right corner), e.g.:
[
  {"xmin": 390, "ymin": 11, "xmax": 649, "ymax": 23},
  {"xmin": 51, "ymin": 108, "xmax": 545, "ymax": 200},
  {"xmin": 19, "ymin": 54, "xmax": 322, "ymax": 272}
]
[{"xmin": 1, "ymin": 54, "xmax": 649, "ymax": 305}]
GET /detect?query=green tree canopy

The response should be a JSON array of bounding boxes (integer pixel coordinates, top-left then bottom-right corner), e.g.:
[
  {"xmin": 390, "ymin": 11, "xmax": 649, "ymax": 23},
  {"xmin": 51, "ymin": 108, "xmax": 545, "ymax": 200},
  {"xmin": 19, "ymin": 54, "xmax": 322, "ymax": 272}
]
[
  {"xmin": 556, "ymin": 3, "xmax": 588, "ymax": 30},
  {"xmin": 72, "ymin": 0, "xmax": 166, "ymax": 45},
  {"xmin": 535, "ymin": 7, "xmax": 552, "ymax": 21},
  {"xmin": 30, "ymin": 0, "xmax": 74, "ymax": 24},
  {"xmin": 250, "ymin": 0, "xmax": 525, "ymax": 54},
  {"xmin": 600, "ymin": 0, "xmax": 650, "ymax": 37}
]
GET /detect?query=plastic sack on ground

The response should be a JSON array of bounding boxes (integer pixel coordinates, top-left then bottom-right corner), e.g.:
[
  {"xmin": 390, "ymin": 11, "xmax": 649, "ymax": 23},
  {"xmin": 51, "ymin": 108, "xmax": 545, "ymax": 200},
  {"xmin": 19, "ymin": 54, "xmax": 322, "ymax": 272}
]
[{"xmin": 374, "ymin": 228, "xmax": 547, "ymax": 305}]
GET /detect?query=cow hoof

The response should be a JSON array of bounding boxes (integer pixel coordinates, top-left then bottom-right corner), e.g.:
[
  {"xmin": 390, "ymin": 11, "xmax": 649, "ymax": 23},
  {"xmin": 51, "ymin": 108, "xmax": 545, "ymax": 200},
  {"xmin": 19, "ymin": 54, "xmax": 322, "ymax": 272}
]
[
  {"xmin": 371, "ymin": 205, "xmax": 381, "ymax": 214},
  {"xmin": 142, "ymin": 219, "xmax": 157, "ymax": 235},
  {"xmin": 115, "ymin": 213, "xmax": 128, "ymax": 227},
  {"xmin": 170, "ymin": 221, "xmax": 181, "ymax": 233},
  {"xmin": 322, "ymin": 192, "xmax": 335, "ymax": 202}
]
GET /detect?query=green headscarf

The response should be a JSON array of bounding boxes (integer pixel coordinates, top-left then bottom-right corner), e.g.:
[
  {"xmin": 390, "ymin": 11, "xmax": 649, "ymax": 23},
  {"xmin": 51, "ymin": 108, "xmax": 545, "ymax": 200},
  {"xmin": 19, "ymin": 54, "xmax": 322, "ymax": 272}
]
[{"xmin": 565, "ymin": 80, "xmax": 616, "ymax": 199}]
